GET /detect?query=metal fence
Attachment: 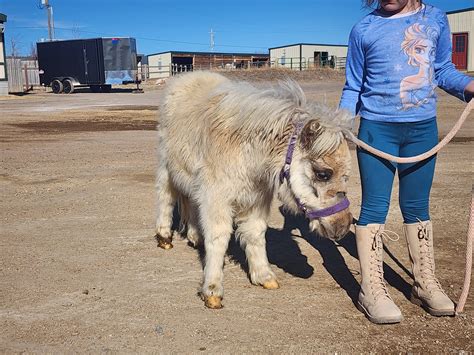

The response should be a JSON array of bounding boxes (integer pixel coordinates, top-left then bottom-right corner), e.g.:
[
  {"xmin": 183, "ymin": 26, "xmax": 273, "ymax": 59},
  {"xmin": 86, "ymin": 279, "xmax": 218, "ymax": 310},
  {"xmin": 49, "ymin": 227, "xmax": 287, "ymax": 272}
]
[
  {"xmin": 144, "ymin": 60, "xmax": 273, "ymax": 80},
  {"xmin": 271, "ymin": 56, "xmax": 346, "ymax": 70},
  {"xmin": 6, "ymin": 58, "xmax": 40, "ymax": 93},
  {"xmin": 145, "ymin": 64, "xmax": 213, "ymax": 80},
  {"xmin": 143, "ymin": 57, "xmax": 348, "ymax": 81},
  {"xmin": 6, "ymin": 57, "xmax": 347, "ymax": 89}
]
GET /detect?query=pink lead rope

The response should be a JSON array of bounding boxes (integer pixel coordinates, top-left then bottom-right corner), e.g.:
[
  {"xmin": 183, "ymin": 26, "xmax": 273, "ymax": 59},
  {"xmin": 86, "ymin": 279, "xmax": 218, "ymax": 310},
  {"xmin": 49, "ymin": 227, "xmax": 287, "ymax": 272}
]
[{"xmin": 342, "ymin": 100, "xmax": 474, "ymax": 314}]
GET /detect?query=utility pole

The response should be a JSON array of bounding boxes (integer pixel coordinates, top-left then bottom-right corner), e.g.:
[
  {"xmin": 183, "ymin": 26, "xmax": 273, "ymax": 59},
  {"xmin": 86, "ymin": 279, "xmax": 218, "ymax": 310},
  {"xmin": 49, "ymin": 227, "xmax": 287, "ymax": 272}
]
[
  {"xmin": 209, "ymin": 28, "xmax": 215, "ymax": 52},
  {"xmin": 41, "ymin": 0, "xmax": 54, "ymax": 41}
]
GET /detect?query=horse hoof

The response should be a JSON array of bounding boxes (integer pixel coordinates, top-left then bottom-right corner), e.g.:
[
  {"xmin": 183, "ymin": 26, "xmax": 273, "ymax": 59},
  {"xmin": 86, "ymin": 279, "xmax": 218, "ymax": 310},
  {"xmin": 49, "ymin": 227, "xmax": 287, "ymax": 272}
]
[
  {"xmin": 156, "ymin": 235, "xmax": 173, "ymax": 250},
  {"xmin": 262, "ymin": 279, "xmax": 280, "ymax": 290},
  {"xmin": 204, "ymin": 296, "xmax": 223, "ymax": 309},
  {"xmin": 159, "ymin": 242, "xmax": 173, "ymax": 250}
]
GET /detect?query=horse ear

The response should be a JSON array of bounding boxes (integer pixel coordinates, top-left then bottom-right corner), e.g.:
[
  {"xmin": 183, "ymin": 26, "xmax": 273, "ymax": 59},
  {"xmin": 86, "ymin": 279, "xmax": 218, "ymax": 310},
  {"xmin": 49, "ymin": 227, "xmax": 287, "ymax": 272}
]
[{"xmin": 300, "ymin": 119, "xmax": 322, "ymax": 150}]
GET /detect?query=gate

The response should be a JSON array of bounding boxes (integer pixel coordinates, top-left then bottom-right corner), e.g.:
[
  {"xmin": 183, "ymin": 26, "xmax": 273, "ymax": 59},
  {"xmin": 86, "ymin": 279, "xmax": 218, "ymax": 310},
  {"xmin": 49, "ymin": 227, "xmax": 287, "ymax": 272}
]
[{"xmin": 6, "ymin": 58, "xmax": 40, "ymax": 93}]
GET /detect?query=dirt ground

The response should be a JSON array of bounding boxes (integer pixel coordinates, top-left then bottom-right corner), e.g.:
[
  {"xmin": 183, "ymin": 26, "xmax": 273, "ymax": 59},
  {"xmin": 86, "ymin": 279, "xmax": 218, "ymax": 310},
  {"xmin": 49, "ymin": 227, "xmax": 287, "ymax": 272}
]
[{"xmin": 1, "ymin": 71, "xmax": 473, "ymax": 353}]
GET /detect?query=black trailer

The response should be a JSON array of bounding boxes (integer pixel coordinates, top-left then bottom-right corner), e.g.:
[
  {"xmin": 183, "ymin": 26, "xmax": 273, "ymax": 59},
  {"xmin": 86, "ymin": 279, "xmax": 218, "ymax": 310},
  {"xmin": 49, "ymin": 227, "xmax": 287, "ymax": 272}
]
[{"xmin": 37, "ymin": 37, "xmax": 138, "ymax": 94}]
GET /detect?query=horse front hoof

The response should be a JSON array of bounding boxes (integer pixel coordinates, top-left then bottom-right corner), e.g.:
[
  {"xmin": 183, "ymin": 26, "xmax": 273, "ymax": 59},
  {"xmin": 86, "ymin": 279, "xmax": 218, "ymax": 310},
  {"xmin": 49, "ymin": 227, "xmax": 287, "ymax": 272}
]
[
  {"xmin": 262, "ymin": 279, "xmax": 280, "ymax": 290},
  {"xmin": 156, "ymin": 235, "xmax": 173, "ymax": 250},
  {"xmin": 204, "ymin": 295, "xmax": 223, "ymax": 309}
]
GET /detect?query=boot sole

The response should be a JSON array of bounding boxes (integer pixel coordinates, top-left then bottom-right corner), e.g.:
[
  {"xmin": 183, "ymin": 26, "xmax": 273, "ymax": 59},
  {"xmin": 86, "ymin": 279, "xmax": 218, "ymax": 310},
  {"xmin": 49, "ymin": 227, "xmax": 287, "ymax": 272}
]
[
  {"xmin": 410, "ymin": 293, "xmax": 455, "ymax": 317},
  {"xmin": 356, "ymin": 301, "xmax": 403, "ymax": 324}
]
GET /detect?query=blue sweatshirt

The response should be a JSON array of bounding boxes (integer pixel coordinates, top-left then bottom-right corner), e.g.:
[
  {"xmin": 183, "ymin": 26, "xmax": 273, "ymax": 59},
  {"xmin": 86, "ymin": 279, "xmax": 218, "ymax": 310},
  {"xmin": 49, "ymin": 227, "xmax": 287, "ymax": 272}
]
[{"xmin": 339, "ymin": 5, "xmax": 472, "ymax": 122}]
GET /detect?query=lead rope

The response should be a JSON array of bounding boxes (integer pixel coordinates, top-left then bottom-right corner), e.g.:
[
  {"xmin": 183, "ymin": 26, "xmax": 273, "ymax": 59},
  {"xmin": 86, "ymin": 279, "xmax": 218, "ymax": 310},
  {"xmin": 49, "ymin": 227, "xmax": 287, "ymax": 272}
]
[
  {"xmin": 343, "ymin": 100, "xmax": 474, "ymax": 164},
  {"xmin": 456, "ymin": 187, "xmax": 473, "ymax": 313},
  {"xmin": 342, "ymin": 100, "xmax": 474, "ymax": 314}
]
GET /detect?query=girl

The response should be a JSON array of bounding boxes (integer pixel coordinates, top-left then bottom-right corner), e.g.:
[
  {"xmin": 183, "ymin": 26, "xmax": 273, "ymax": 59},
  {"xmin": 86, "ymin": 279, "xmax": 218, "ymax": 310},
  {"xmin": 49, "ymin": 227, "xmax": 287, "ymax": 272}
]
[{"xmin": 339, "ymin": 0, "xmax": 474, "ymax": 324}]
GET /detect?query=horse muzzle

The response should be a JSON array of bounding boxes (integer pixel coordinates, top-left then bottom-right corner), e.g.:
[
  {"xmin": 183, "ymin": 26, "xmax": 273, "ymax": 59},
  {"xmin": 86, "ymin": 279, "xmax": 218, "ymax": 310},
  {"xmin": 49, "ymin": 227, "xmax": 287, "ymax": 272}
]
[{"xmin": 309, "ymin": 208, "xmax": 353, "ymax": 241}]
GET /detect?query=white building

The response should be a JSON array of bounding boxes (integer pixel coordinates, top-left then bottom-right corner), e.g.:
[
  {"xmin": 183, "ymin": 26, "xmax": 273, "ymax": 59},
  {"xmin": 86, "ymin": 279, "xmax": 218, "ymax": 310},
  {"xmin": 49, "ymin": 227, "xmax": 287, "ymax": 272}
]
[
  {"xmin": 0, "ymin": 13, "xmax": 7, "ymax": 95},
  {"xmin": 269, "ymin": 43, "xmax": 348, "ymax": 70},
  {"xmin": 447, "ymin": 7, "xmax": 474, "ymax": 72},
  {"xmin": 148, "ymin": 51, "xmax": 269, "ymax": 79}
]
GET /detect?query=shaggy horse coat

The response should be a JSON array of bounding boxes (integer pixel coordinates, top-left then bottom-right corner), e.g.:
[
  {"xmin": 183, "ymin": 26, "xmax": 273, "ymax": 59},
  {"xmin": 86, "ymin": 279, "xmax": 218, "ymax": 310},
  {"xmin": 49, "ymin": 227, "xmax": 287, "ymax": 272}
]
[{"xmin": 155, "ymin": 72, "xmax": 352, "ymax": 308}]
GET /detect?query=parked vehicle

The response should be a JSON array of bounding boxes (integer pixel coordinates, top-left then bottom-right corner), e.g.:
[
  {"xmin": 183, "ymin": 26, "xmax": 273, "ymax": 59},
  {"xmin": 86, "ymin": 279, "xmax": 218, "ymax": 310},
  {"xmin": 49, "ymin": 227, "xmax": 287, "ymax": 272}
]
[{"xmin": 37, "ymin": 37, "xmax": 138, "ymax": 94}]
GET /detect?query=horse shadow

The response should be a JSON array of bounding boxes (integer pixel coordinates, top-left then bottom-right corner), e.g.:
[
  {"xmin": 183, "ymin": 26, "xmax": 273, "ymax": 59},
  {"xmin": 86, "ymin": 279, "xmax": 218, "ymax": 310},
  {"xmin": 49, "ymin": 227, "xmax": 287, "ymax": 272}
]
[
  {"xmin": 175, "ymin": 204, "xmax": 412, "ymax": 305},
  {"xmin": 227, "ymin": 218, "xmax": 315, "ymax": 280},
  {"xmin": 274, "ymin": 208, "xmax": 361, "ymax": 304},
  {"xmin": 283, "ymin": 208, "xmax": 413, "ymax": 303}
]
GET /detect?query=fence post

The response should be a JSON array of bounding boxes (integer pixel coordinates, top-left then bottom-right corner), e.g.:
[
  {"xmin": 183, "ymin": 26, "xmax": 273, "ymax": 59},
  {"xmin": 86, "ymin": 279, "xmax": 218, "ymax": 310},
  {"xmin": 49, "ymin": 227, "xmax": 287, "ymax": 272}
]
[{"xmin": 23, "ymin": 64, "xmax": 29, "ymax": 92}]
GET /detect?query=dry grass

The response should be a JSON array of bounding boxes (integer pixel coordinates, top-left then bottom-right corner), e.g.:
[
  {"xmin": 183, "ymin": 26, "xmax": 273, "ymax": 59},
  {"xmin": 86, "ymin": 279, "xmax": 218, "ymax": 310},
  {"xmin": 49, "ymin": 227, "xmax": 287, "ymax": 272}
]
[
  {"xmin": 216, "ymin": 67, "xmax": 345, "ymax": 82},
  {"xmin": 141, "ymin": 67, "xmax": 345, "ymax": 89}
]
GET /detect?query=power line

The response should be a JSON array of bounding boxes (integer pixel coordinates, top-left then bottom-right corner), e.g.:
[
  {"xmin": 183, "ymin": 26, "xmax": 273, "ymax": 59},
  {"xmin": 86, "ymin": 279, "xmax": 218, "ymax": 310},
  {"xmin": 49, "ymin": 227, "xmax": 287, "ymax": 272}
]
[{"xmin": 9, "ymin": 26, "xmax": 269, "ymax": 50}]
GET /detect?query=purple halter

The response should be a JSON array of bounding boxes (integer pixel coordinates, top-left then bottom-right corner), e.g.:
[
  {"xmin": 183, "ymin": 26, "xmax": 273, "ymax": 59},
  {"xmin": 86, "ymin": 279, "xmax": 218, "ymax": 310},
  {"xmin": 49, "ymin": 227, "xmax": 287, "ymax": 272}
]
[{"xmin": 279, "ymin": 120, "xmax": 350, "ymax": 219}]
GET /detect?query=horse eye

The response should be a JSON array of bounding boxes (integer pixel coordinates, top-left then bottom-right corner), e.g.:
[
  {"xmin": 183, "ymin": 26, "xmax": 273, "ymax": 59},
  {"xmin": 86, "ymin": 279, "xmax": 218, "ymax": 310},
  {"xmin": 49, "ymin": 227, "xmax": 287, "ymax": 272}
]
[{"xmin": 315, "ymin": 170, "xmax": 332, "ymax": 181}]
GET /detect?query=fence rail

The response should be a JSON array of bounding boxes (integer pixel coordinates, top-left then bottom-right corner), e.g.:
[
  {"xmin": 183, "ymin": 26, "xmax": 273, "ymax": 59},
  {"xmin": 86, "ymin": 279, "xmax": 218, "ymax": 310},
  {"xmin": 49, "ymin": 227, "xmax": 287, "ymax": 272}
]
[
  {"xmin": 145, "ymin": 60, "xmax": 272, "ymax": 80},
  {"xmin": 143, "ymin": 57, "xmax": 345, "ymax": 81},
  {"xmin": 271, "ymin": 56, "xmax": 346, "ymax": 70},
  {"xmin": 5, "ymin": 56, "xmax": 347, "ymax": 91}
]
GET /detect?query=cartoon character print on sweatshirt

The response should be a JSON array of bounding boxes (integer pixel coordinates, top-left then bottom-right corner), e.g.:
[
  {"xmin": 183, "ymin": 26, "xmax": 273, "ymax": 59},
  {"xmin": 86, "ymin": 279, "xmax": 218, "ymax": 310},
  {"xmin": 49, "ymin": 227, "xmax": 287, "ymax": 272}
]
[{"xmin": 399, "ymin": 23, "xmax": 438, "ymax": 110}]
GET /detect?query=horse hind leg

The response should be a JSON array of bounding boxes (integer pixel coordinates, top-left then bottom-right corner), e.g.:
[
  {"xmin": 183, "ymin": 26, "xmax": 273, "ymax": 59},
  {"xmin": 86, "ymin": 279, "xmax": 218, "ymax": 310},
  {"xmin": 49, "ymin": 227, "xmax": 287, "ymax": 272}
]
[
  {"xmin": 185, "ymin": 201, "xmax": 203, "ymax": 248},
  {"xmin": 155, "ymin": 169, "xmax": 177, "ymax": 250},
  {"xmin": 176, "ymin": 195, "xmax": 203, "ymax": 248}
]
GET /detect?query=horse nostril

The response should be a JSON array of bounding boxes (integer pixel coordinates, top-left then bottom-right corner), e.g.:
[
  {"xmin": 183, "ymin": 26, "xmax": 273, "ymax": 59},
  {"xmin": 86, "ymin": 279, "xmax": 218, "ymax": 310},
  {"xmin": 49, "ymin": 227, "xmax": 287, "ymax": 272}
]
[{"xmin": 336, "ymin": 191, "xmax": 346, "ymax": 198}]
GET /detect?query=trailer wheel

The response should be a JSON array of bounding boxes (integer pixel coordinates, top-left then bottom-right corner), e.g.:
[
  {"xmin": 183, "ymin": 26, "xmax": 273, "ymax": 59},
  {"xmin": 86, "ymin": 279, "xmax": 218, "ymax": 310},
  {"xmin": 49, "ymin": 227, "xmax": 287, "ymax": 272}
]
[
  {"xmin": 63, "ymin": 79, "xmax": 75, "ymax": 94},
  {"xmin": 51, "ymin": 79, "xmax": 63, "ymax": 94}
]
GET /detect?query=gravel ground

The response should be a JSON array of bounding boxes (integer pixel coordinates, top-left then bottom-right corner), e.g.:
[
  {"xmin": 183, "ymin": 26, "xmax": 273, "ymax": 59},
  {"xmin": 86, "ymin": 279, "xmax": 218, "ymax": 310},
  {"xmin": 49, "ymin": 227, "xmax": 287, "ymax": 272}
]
[{"xmin": 0, "ymin": 72, "xmax": 472, "ymax": 353}]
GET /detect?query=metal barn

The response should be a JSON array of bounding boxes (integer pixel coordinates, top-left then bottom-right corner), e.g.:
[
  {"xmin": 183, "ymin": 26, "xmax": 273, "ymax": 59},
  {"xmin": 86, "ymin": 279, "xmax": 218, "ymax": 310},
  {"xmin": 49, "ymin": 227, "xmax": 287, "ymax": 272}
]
[
  {"xmin": 0, "ymin": 13, "xmax": 7, "ymax": 96},
  {"xmin": 147, "ymin": 51, "xmax": 269, "ymax": 79},
  {"xmin": 269, "ymin": 43, "xmax": 348, "ymax": 70},
  {"xmin": 447, "ymin": 7, "xmax": 474, "ymax": 72}
]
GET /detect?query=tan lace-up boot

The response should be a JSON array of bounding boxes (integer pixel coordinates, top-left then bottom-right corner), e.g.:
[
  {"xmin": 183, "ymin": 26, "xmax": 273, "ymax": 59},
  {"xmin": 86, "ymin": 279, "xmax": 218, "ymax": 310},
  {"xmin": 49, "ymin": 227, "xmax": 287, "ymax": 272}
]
[
  {"xmin": 404, "ymin": 220, "xmax": 455, "ymax": 316},
  {"xmin": 356, "ymin": 224, "xmax": 403, "ymax": 324}
]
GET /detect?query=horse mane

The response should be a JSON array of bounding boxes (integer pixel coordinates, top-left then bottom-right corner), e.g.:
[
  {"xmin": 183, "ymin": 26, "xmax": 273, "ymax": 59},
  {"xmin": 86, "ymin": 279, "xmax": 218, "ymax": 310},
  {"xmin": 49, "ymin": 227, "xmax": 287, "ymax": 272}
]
[
  {"xmin": 304, "ymin": 101, "xmax": 353, "ymax": 157},
  {"xmin": 210, "ymin": 76, "xmax": 353, "ymax": 157}
]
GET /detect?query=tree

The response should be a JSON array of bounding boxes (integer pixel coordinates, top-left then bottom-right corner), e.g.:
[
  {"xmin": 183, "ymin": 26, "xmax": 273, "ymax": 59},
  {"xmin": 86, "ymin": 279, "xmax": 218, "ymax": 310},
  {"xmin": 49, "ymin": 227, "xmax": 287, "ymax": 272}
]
[
  {"xmin": 29, "ymin": 43, "xmax": 38, "ymax": 60},
  {"xmin": 10, "ymin": 37, "xmax": 20, "ymax": 58}
]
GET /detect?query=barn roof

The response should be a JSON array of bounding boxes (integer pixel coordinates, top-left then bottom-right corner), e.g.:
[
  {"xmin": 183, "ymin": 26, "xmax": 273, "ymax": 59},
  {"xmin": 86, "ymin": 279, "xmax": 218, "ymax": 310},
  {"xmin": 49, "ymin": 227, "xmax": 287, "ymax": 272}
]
[
  {"xmin": 269, "ymin": 43, "xmax": 348, "ymax": 50},
  {"xmin": 148, "ymin": 50, "xmax": 269, "ymax": 57}
]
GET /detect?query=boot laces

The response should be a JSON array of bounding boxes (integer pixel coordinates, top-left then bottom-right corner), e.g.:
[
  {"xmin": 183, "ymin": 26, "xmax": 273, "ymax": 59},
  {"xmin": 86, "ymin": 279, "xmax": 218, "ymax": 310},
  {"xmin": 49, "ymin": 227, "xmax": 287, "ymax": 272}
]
[
  {"xmin": 416, "ymin": 221, "xmax": 443, "ymax": 293},
  {"xmin": 370, "ymin": 227, "xmax": 399, "ymax": 300}
]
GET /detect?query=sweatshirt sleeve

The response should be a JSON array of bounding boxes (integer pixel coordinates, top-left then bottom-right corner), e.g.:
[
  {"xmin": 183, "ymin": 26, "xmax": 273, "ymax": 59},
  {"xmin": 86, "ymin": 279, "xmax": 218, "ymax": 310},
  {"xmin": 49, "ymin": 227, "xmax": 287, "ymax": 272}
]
[
  {"xmin": 339, "ymin": 25, "xmax": 365, "ymax": 116},
  {"xmin": 434, "ymin": 12, "xmax": 472, "ymax": 102}
]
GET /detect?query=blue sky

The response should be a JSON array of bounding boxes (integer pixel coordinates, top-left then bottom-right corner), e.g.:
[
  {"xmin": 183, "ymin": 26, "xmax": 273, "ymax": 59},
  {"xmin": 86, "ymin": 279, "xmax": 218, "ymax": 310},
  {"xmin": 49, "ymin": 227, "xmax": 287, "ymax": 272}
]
[{"xmin": 1, "ymin": 0, "xmax": 472, "ymax": 56}]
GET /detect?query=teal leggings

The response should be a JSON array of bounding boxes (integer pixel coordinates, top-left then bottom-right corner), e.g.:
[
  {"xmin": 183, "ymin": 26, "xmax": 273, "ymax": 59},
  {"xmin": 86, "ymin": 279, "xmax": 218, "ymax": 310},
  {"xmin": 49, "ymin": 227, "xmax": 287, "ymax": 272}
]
[{"xmin": 357, "ymin": 117, "xmax": 438, "ymax": 225}]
